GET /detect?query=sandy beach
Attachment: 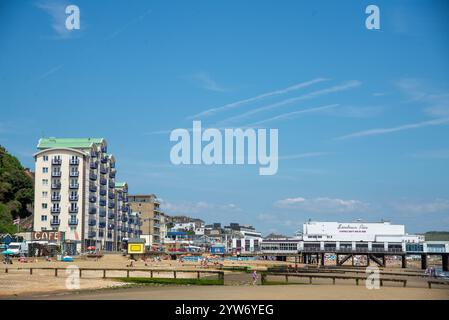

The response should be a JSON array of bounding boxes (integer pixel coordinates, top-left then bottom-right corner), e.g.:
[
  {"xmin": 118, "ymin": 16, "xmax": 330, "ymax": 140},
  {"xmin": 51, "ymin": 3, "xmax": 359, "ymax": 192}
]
[{"xmin": 1, "ymin": 254, "xmax": 448, "ymax": 300}]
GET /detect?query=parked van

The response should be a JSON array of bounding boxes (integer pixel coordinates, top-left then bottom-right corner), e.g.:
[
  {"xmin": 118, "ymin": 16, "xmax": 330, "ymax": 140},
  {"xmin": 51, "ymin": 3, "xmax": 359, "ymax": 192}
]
[{"xmin": 7, "ymin": 242, "xmax": 28, "ymax": 256}]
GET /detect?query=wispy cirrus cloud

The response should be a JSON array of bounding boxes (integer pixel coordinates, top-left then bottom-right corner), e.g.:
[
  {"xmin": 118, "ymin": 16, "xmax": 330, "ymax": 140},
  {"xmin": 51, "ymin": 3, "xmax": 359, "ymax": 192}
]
[
  {"xmin": 320, "ymin": 105, "xmax": 383, "ymax": 118},
  {"xmin": 248, "ymin": 104, "xmax": 340, "ymax": 126},
  {"xmin": 279, "ymin": 152, "xmax": 329, "ymax": 160},
  {"xmin": 183, "ymin": 72, "xmax": 228, "ymax": 93},
  {"xmin": 396, "ymin": 78, "xmax": 449, "ymax": 117},
  {"xmin": 335, "ymin": 117, "xmax": 449, "ymax": 140},
  {"xmin": 37, "ymin": 64, "xmax": 63, "ymax": 80},
  {"xmin": 188, "ymin": 78, "xmax": 328, "ymax": 119},
  {"xmin": 36, "ymin": 0, "xmax": 74, "ymax": 39},
  {"xmin": 275, "ymin": 196, "xmax": 370, "ymax": 213},
  {"xmin": 218, "ymin": 80, "xmax": 361, "ymax": 125},
  {"xmin": 105, "ymin": 9, "xmax": 151, "ymax": 40}
]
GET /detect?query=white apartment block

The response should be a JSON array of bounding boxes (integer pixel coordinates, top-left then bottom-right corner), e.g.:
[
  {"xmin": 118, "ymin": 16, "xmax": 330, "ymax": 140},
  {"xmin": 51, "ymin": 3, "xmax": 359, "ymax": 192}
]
[{"xmin": 33, "ymin": 138, "xmax": 139, "ymax": 253}]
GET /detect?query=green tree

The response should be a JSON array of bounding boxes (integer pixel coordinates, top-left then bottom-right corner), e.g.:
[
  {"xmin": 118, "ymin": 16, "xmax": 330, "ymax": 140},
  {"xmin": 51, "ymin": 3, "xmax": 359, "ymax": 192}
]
[
  {"xmin": 0, "ymin": 145, "xmax": 34, "ymax": 220},
  {"xmin": 0, "ymin": 203, "xmax": 15, "ymax": 234}
]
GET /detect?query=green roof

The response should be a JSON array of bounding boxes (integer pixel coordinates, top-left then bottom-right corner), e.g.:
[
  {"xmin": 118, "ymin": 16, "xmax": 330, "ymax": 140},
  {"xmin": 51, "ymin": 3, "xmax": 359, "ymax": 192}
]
[
  {"xmin": 115, "ymin": 182, "xmax": 127, "ymax": 188},
  {"xmin": 37, "ymin": 138, "xmax": 105, "ymax": 149}
]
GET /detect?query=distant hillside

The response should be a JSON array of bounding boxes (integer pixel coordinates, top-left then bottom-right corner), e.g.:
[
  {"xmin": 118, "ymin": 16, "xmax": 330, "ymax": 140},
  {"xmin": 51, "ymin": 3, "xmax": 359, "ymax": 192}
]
[
  {"xmin": 425, "ymin": 231, "xmax": 449, "ymax": 241},
  {"xmin": 0, "ymin": 145, "xmax": 34, "ymax": 233}
]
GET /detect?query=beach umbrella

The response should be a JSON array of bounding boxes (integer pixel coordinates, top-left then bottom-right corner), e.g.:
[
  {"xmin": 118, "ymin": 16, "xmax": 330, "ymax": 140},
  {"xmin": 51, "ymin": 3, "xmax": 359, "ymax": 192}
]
[
  {"xmin": 1, "ymin": 249, "xmax": 14, "ymax": 255},
  {"xmin": 87, "ymin": 246, "xmax": 96, "ymax": 250}
]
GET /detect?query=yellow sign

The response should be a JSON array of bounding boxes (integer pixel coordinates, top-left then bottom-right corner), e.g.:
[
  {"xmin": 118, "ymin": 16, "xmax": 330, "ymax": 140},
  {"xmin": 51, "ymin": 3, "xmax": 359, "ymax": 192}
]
[{"xmin": 128, "ymin": 243, "xmax": 144, "ymax": 254}]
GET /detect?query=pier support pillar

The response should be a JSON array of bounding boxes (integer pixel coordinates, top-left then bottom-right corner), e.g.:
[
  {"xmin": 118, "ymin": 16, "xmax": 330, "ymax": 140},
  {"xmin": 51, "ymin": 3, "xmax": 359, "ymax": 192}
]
[
  {"xmin": 336, "ymin": 254, "xmax": 339, "ymax": 266},
  {"xmin": 442, "ymin": 254, "xmax": 448, "ymax": 272},
  {"xmin": 382, "ymin": 255, "xmax": 386, "ymax": 267},
  {"xmin": 401, "ymin": 255, "xmax": 407, "ymax": 269},
  {"xmin": 421, "ymin": 254, "xmax": 428, "ymax": 270},
  {"xmin": 321, "ymin": 253, "xmax": 325, "ymax": 266}
]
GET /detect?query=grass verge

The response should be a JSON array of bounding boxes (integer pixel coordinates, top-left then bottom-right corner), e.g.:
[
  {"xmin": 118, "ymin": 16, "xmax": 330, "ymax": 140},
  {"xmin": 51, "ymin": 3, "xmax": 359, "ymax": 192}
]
[{"xmin": 115, "ymin": 277, "xmax": 224, "ymax": 286}]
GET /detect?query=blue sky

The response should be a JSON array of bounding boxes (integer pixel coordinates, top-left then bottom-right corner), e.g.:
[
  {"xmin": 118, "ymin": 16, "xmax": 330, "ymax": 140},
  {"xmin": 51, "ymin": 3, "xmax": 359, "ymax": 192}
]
[{"xmin": 1, "ymin": 0, "xmax": 449, "ymax": 235}]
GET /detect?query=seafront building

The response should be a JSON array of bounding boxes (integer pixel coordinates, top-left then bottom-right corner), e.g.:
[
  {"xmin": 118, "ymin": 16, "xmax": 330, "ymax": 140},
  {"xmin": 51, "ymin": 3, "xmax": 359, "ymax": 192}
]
[
  {"xmin": 33, "ymin": 138, "xmax": 139, "ymax": 253},
  {"xmin": 115, "ymin": 182, "xmax": 142, "ymax": 250},
  {"xmin": 261, "ymin": 220, "xmax": 425, "ymax": 254},
  {"xmin": 260, "ymin": 220, "xmax": 449, "ymax": 270},
  {"xmin": 224, "ymin": 223, "xmax": 262, "ymax": 254},
  {"xmin": 128, "ymin": 194, "xmax": 162, "ymax": 248}
]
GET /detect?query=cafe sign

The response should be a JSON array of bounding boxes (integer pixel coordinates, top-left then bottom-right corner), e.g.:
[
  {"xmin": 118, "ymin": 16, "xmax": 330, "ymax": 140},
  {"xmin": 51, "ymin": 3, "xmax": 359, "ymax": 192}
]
[{"xmin": 32, "ymin": 231, "xmax": 65, "ymax": 242}]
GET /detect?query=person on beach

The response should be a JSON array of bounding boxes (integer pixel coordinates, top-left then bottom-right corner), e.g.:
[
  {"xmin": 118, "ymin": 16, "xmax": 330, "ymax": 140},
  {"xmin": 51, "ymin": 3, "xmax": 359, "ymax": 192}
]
[{"xmin": 252, "ymin": 270, "xmax": 258, "ymax": 285}]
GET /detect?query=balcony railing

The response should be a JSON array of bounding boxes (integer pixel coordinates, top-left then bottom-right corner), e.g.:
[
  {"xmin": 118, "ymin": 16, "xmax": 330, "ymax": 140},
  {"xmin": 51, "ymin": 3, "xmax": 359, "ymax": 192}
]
[
  {"xmin": 100, "ymin": 166, "xmax": 108, "ymax": 175},
  {"xmin": 121, "ymin": 216, "xmax": 128, "ymax": 222},
  {"xmin": 108, "ymin": 212, "xmax": 115, "ymax": 219},
  {"xmin": 89, "ymin": 173, "xmax": 98, "ymax": 181},
  {"xmin": 89, "ymin": 196, "xmax": 97, "ymax": 203},
  {"xmin": 88, "ymin": 207, "xmax": 97, "ymax": 215},
  {"xmin": 99, "ymin": 210, "xmax": 107, "ymax": 218},
  {"xmin": 109, "ymin": 170, "xmax": 116, "ymax": 178},
  {"xmin": 51, "ymin": 195, "xmax": 61, "ymax": 201},
  {"xmin": 88, "ymin": 231, "xmax": 96, "ymax": 238},
  {"xmin": 70, "ymin": 158, "xmax": 79, "ymax": 165},
  {"xmin": 51, "ymin": 183, "xmax": 61, "ymax": 189},
  {"xmin": 108, "ymin": 202, "xmax": 115, "ymax": 209},
  {"xmin": 51, "ymin": 207, "xmax": 61, "ymax": 214},
  {"xmin": 69, "ymin": 195, "xmax": 79, "ymax": 201},
  {"xmin": 88, "ymin": 219, "xmax": 97, "ymax": 226},
  {"xmin": 100, "ymin": 156, "xmax": 108, "ymax": 164},
  {"xmin": 110, "ymin": 162, "xmax": 115, "ymax": 168},
  {"xmin": 99, "ymin": 199, "xmax": 106, "ymax": 207},
  {"xmin": 69, "ymin": 184, "xmax": 79, "ymax": 189},
  {"xmin": 89, "ymin": 185, "xmax": 97, "ymax": 192},
  {"xmin": 51, "ymin": 171, "xmax": 61, "ymax": 177},
  {"xmin": 121, "ymin": 206, "xmax": 129, "ymax": 213},
  {"xmin": 68, "ymin": 219, "xmax": 78, "ymax": 226},
  {"xmin": 90, "ymin": 161, "xmax": 98, "ymax": 169},
  {"xmin": 100, "ymin": 178, "xmax": 107, "ymax": 185},
  {"xmin": 99, "ymin": 221, "xmax": 106, "ymax": 228},
  {"xmin": 91, "ymin": 150, "xmax": 98, "ymax": 157},
  {"xmin": 52, "ymin": 158, "xmax": 62, "ymax": 165},
  {"xmin": 50, "ymin": 220, "xmax": 60, "ymax": 226},
  {"xmin": 100, "ymin": 188, "xmax": 107, "ymax": 196},
  {"xmin": 108, "ymin": 192, "xmax": 115, "ymax": 200},
  {"xmin": 69, "ymin": 207, "xmax": 78, "ymax": 214},
  {"xmin": 69, "ymin": 171, "xmax": 79, "ymax": 177}
]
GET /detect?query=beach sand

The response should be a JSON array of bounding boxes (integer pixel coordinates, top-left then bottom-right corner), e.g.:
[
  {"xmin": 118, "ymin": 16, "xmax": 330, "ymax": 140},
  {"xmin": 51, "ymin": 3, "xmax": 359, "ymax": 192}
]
[{"xmin": 1, "ymin": 254, "xmax": 447, "ymax": 299}]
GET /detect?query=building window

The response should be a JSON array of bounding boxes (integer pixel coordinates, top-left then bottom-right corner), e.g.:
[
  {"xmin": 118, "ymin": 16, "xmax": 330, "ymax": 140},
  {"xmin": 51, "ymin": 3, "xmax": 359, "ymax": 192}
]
[
  {"xmin": 42, "ymin": 179, "xmax": 48, "ymax": 186},
  {"xmin": 43, "ymin": 155, "xmax": 48, "ymax": 161},
  {"xmin": 42, "ymin": 191, "xmax": 48, "ymax": 198},
  {"xmin": 42, "ymin": 203, "xmax": 47, "ymax": 209},
  {"xmin": 43, "ymin": 167, "xmax": 48, "ymax": 173},
  {"xmin": 41, "ymin": 215, "xmax": 47, "ymax": 221}
]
